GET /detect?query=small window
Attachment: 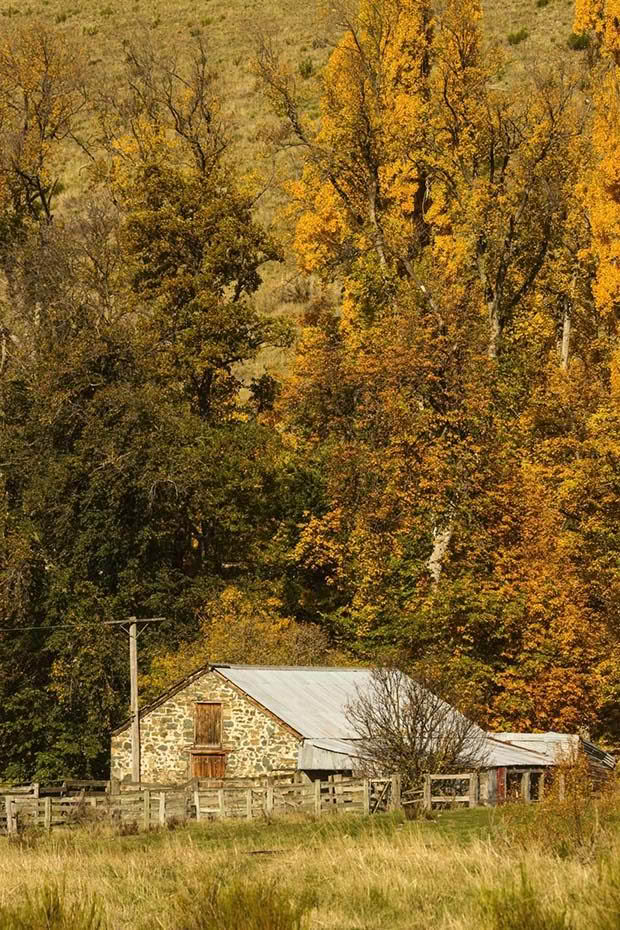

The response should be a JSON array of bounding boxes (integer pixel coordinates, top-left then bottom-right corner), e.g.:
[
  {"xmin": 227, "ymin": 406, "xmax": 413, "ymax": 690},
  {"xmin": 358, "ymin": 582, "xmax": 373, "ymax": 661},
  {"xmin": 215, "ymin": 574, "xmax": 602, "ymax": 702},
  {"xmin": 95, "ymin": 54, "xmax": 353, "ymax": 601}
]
[{"xmin": 194, "ymin": 702, "xmax": 222, "ymax": 747}]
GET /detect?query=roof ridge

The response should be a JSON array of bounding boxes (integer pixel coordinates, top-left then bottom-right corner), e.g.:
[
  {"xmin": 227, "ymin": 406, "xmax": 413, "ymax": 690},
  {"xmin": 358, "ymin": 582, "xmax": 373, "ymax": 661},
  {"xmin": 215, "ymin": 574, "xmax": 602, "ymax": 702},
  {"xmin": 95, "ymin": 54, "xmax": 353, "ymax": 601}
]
[{"xmin": 215, "ymin": 664, "xmax": 369, "ymax": 671}]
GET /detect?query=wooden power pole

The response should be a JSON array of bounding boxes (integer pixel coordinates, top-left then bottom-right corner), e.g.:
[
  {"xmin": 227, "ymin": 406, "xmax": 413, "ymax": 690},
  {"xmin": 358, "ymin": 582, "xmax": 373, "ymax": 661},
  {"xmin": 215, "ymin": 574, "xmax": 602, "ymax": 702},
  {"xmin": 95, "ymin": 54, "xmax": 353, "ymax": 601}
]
[
  {"xmin": 129, "ymin": 619, "xmax": 140, "ymax": 784},
  {"xmin": 106, "ymin": 616, "xmax": 164, "ymax": 784}
]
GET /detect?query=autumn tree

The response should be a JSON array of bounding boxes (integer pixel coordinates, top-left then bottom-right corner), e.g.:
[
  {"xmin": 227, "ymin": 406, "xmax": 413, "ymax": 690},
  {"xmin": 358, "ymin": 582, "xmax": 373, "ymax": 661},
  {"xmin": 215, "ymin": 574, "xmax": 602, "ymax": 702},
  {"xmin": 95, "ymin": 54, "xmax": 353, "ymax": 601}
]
[
  {"xmin": 255, "ymin": 0, "xmax": 620, "ymax": 737},
  {"xmin": 0, "ymin": 24, "xmax": 85, "ymax": 230},
  {"xmin": 265, "ymin": 0, "xmax": 581, "ymax": 589},
  {"xmin": 96, "ymin": 35, "xmax": 290, "ymax": 418},
  {"xmin": 574, "ymin": 0, "xmax": 620, "ymax": 323},
  {"xmin": 141, "ymin": 584, "xmax": 345, "ymax": 701}
]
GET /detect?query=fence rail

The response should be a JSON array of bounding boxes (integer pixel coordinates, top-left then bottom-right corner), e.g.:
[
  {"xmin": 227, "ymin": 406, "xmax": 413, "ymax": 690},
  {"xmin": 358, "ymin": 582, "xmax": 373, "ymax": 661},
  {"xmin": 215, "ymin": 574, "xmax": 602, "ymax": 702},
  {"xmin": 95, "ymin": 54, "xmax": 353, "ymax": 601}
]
[{"xmin": 1, "ymin": 775, "xmax": 402, "ymax": 835}]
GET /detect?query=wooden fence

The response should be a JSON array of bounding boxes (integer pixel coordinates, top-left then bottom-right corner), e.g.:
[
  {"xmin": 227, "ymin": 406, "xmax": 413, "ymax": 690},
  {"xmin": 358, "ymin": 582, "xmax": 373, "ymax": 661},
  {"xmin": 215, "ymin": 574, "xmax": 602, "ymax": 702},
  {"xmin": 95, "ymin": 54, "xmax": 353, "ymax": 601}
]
[
  {"xmin": 420, "ymin": 769, "xmax": 551, "ymax": 809},
  {"xmin": 422, "ymin": 773, "xmax": 479, "ymax": 810},
  {"xmin": 194, "ymin": 775, "xmax": 400, "ymax": 820},
  {"xmin": 1, "ymin": 775, "xmax": 402, "ymax": 835}
]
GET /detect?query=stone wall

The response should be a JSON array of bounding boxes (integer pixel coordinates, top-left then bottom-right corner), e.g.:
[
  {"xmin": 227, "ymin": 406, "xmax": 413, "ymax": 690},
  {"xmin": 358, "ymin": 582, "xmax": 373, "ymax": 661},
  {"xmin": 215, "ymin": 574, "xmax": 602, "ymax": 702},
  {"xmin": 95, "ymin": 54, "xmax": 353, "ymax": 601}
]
[{"xmin": 111, "ymin": 670, "xmax": 301, "ymax": 784}]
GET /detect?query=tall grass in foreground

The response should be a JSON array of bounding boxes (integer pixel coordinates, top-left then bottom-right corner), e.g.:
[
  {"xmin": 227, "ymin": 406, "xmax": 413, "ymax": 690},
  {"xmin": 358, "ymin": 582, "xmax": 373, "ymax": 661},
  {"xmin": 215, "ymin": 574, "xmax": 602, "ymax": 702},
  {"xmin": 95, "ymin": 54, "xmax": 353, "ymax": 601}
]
[
  {"xmin": 0, "ymin": 884, "xmax": 103, "ymax": 930},
  {"xmin": 1, "ymin": 801, "xmax": 620, "ymax": 929}
]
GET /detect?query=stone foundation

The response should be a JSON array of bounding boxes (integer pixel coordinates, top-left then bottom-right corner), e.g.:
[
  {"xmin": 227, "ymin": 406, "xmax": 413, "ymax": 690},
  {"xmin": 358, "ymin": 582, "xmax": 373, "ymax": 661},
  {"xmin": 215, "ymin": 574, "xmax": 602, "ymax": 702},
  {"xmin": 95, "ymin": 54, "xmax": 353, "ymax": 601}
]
[{"xmin": 111, "ymin": 670, "xmax": 300, "ymax": 784}]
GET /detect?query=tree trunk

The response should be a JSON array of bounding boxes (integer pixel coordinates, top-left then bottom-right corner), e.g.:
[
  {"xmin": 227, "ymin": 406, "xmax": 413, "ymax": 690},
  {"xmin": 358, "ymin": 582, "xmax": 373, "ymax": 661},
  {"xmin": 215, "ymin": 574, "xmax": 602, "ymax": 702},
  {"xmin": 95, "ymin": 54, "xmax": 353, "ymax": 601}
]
[
  {"xmin": 560, "ymin": 303, "xmax": 571, "ymax": 370},
  {"xmin": 427, "ymin": 521, "xmax": 453, "ymax": 584},
  {"xmin": 488, "ymin": 299, "xmax": 500, "ymax": 360},
  {"xmin": 368, "ymin": 179, "xmax": 387, "ymax": 267}
]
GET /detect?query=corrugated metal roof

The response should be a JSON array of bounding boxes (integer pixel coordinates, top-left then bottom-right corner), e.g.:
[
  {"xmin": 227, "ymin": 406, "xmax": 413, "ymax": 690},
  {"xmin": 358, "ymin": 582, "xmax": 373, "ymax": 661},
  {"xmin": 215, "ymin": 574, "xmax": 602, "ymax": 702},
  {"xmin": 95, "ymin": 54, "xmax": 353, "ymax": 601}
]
[
  {"xmin": 490, "ymin": 732, "xmax": 615, "ymax": 769},
  {"xmin": 216, "ymin": 665, "xmax": 375, "ymax": 738},
  {"xmin": 298, "ymin": 738, "xmax": 362, "ymax": 770},
  {"xmin": 484, "ymin": 736, "xmax": 551, "ymax": 768},
  {"xmin": 297, "ymin": 735, "xmax": 552, "ymax": 771}
]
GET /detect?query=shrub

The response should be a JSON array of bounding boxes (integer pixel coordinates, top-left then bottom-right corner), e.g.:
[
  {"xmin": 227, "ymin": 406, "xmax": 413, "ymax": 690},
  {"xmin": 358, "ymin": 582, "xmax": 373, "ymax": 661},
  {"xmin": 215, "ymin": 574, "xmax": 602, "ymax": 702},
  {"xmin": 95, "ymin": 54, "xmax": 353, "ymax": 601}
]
[
  {"xmin": 536, "ymin": 0, "xmax": 550, "ymax": 7},
  {"xmin": 298, "ymin": 57, "xmax": 314, "ymax": 79},
  {"xmin": 117, "ymin": 818, "xmax": 139, "ymax": 836},
  {"xmin": 498, "ymin": 755, "xmax": 616, "ymax": 860},
  {"xmin": 508, "ymin": 28, "xmax": 529, "ymax": 44},
  {"xmin": 0, "ymin": 884, "xmax": 103, "ymax": 930},
  {"xmin": 279, "ymin": 275, "xmax": 312, "ymax": 304},
  {"xmin": 567, "ymin": 31, "xmax": 590, "ymax": 49}
]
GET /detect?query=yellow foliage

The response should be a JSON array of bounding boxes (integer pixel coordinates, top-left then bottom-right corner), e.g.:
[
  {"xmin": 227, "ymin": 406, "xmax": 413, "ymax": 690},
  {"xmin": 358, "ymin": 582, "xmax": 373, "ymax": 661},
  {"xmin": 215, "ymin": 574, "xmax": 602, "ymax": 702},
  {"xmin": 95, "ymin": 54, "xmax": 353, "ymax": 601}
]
[
  {"xmin": 575, "ymin": 0, "xmax": 620, "ymax": 320},
  {"xmin": 0, "ymin": 24, "xmax": 85, "ymax": 220},
  {"xmin": 142, "ymin": 586, "xmax": 344, "ymax": 700}
]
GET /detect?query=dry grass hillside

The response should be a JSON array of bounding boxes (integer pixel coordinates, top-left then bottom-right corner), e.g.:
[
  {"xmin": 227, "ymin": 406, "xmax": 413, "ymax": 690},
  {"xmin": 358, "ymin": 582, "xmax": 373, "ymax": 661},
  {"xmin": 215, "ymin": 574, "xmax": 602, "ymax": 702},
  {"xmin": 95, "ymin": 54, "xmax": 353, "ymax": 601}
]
[{"xmin": 1, "ymin": 0, "xmax": 589, "ymax": 378}]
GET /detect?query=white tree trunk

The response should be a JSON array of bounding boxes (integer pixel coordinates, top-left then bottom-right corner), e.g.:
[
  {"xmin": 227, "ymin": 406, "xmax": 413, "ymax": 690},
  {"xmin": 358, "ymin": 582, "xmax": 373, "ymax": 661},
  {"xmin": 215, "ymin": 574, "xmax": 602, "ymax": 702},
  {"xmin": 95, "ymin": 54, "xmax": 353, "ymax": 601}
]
[{"xmin": 427, "ymin": 521, "xmax": 453, "ymax": 584}]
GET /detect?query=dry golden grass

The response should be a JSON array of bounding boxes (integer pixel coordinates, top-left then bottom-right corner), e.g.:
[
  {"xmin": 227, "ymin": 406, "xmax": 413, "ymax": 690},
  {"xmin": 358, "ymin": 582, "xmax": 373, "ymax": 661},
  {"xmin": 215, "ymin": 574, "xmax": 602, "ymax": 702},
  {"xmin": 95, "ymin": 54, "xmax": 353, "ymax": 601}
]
[{"xmin": 1, "ymin": 806, "xmax": 620, "ymax": 929}]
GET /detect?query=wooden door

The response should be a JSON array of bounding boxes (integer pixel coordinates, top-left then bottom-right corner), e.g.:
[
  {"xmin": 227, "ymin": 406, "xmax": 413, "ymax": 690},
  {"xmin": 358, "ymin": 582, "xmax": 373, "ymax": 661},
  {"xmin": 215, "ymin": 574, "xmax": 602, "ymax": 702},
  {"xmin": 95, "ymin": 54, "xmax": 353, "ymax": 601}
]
[
  {"xmin": 191, "ymin": 753, "xmax": 227, "ymax": 777},
  {"xmin": 195, "ymin": 702, "xmax": 222, "ymax": 746}
]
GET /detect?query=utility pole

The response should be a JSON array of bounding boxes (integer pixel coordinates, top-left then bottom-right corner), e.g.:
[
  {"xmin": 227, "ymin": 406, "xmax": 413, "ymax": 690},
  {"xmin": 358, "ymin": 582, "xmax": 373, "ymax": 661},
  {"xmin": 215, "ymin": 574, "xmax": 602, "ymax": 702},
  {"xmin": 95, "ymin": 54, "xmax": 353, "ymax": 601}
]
[{"xmin": 106, "ymin": 616, "xmax": 164, "ymax": 784}]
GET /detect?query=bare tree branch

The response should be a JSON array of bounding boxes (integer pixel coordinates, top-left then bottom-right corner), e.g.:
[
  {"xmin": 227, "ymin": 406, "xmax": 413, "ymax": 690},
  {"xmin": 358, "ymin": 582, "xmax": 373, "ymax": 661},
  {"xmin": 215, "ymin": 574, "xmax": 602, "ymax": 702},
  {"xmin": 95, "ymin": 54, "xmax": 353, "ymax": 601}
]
[{"xmin": 346, "ymin": 666, "xmax": 488, "ymax": 788}]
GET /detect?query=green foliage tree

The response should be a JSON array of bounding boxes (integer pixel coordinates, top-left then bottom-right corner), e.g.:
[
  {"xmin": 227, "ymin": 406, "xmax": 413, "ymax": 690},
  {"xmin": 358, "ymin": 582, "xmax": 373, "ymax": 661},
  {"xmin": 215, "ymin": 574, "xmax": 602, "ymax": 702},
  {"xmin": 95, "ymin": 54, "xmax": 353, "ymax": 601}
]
[{"xmin": 0, "ymin": 37, "xmax": 295, "ymax": 779}]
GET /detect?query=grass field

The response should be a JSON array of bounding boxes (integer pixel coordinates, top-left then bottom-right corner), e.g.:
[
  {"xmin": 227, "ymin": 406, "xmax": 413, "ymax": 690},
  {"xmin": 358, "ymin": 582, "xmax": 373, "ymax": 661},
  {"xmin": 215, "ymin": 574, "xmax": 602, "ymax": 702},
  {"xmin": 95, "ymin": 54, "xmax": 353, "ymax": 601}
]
[{"xmin": 1, "ymin": 800, "xmax": 620, "ymax": 930}]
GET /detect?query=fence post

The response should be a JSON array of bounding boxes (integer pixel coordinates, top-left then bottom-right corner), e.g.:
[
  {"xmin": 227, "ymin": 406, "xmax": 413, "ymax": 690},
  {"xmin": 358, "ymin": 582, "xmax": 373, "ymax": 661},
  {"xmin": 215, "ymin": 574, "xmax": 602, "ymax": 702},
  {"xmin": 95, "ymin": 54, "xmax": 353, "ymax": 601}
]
[
  {"xmin": 246, "ymin": 788, "xmax": 253, "ymax": 821},
  {"xmin": 423, "ymin": 775, "xmax": 432, "ymax": 812},
  {"xmin": 143, "ymin": 789, "xmax": 150, "ymax": 828},
  {"xmin": 521, "ymin": 772, "xmax": 531, "ymax": 803},
  {"xmin": 44, "ymin": 797, "xmax": 52, "ymax": 831},
  {"xmin": 362, "ymin": 779, "xmax": 370, "ymax": 816},
  {"xmin": 5, "ymin": 797, "xmax": 16, "ymax": 835},
  {"xmin": 539, "ymin": 773, "xmax": 545, "ymax": 802},
  {"xmin": 558, "ymin": 773, "xmax": 566, "ymax": 802},
  {"xmin": 218, "ymin": 788, "xmax": 225, "ymax": 819},
  {"xmin": 158, "ymin": 793, "xmax": 166, "ymax": 827},
  {"xmin": 33, "ymin": 783, "xmax": 40, "ymax": 799},
  {"xmin": 266, "ymin": 783, "xmax": 274, "ymax": 818},
  {"xmin": 194, "ymin": 789, "xmax": 201, "ymax": 822},
  {"xmin": 314, "ymin": 779, "xmax": 322, "ymax": 816},
  {"xmin": 469, "ymin": 773, "xmax": 479, "ymax": 808},
  {"xmin": 390, "ymin": 775, "xmax": 402, "ymax": 812}
]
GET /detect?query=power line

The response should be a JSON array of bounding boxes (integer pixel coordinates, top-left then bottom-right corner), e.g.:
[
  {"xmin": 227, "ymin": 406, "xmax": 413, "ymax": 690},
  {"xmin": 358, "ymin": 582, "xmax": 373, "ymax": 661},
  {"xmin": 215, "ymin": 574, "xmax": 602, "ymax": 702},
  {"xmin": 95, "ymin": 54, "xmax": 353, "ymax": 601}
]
[
  {"xmin": 0, "ymin": 623, "xmax": 95, "ymax": 632},
  {"xmin": 0, "ymin": 620, "xmax": 164, "ymax": 632}
]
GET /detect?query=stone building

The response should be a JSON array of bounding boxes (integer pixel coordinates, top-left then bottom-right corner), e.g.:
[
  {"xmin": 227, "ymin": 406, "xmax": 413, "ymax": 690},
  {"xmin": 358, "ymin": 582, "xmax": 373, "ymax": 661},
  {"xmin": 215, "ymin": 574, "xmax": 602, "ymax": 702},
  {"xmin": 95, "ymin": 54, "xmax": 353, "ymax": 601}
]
[
  {"xmin": 111, "ymin": 665, "xmax": 378, "ymax": 784},
  {"xmin": 110, "ymin": 664, "xmax": 614, "ymax": 789}
]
